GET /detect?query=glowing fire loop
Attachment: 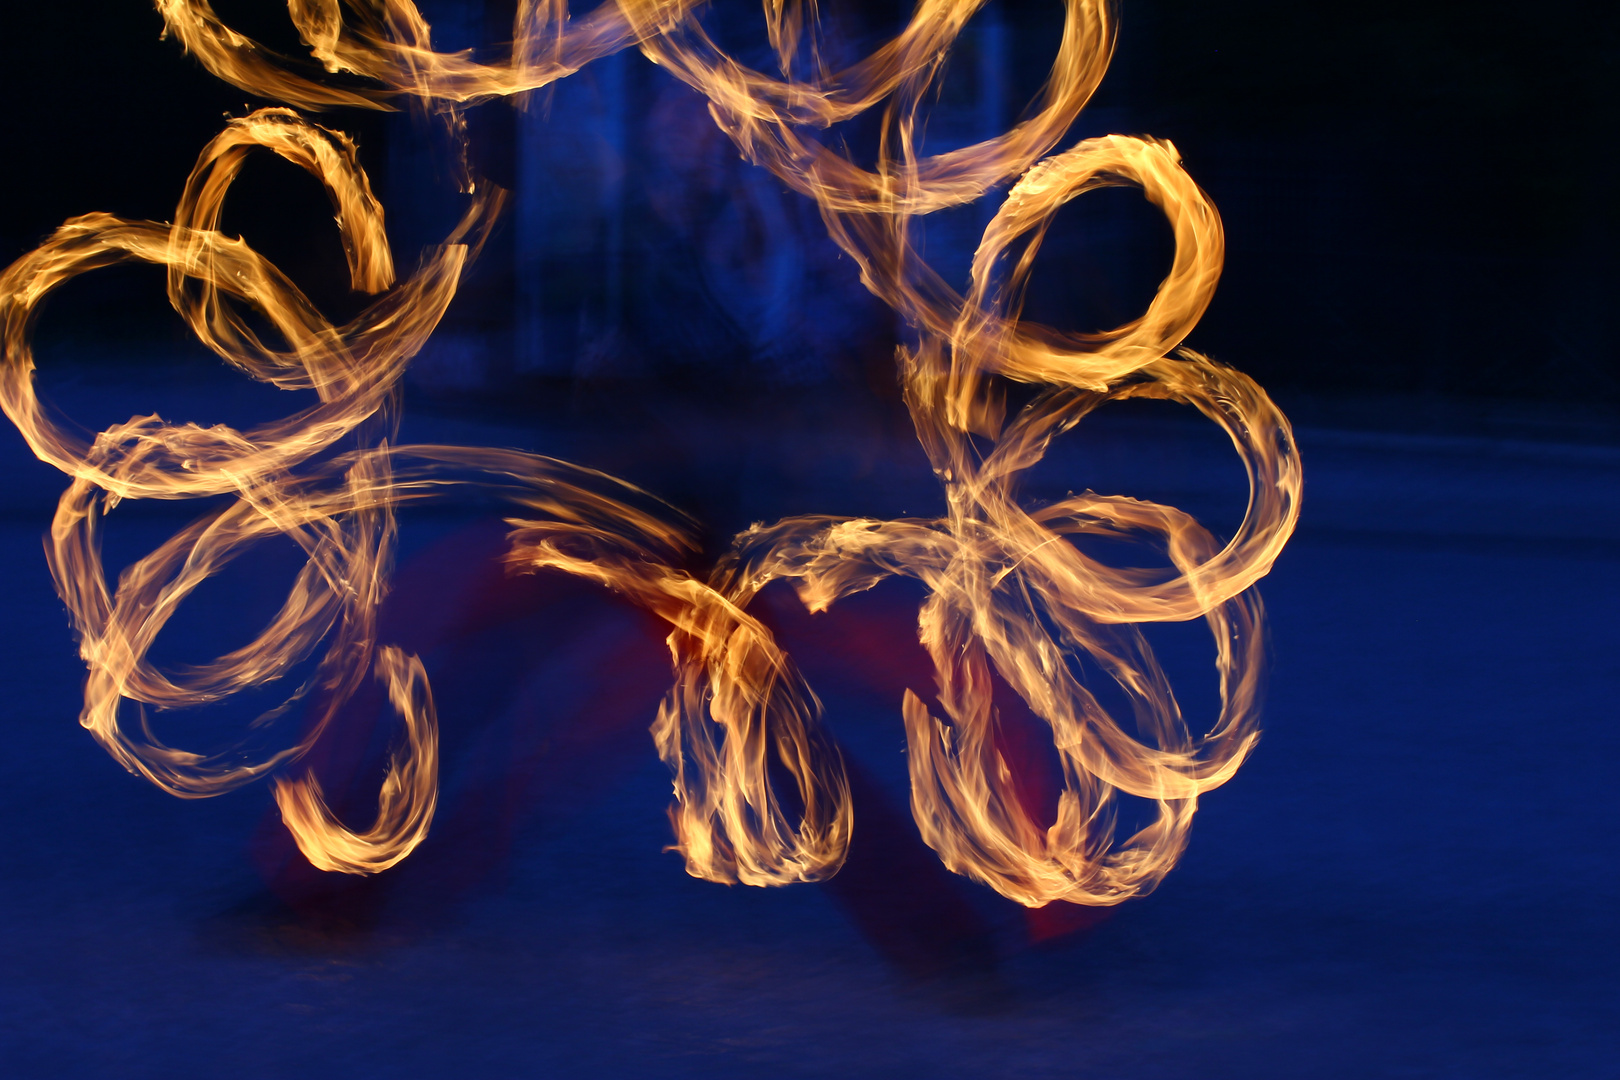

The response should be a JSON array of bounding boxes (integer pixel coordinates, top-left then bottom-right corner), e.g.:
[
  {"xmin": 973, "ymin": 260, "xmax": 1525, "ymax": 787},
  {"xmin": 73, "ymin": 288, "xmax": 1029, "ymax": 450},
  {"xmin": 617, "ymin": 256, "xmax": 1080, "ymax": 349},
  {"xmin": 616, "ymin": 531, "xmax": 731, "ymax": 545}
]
[{"xmin": 0, "ymin": 1, "xmax": 1300, "ymax": 904}]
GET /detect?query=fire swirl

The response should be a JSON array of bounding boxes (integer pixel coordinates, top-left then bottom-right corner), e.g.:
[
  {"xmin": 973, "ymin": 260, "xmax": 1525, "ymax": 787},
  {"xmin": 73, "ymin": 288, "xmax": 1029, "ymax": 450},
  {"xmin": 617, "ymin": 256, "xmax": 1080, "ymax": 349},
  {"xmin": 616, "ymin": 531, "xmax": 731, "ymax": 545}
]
[{"xmin": 0, "ymin": 1, "xmax": 1300, "ymax": 906}]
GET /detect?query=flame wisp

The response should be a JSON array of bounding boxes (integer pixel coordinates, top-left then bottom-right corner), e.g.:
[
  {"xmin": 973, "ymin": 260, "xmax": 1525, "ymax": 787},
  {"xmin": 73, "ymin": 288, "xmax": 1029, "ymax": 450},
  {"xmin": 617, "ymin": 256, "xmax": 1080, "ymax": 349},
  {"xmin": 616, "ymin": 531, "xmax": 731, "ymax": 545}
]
[{"xmin": 1, "ymin": 0, "xmax": 1300, "ymax": 905}]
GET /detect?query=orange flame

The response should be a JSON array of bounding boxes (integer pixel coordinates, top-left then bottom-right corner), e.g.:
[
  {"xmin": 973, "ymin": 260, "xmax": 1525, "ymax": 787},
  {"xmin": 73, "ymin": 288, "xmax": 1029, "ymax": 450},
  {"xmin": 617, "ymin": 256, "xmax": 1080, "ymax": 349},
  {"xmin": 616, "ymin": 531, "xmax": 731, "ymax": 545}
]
[{"xmin": 1, "ymin": 0, "xmax": 1299, "ymax": 907}]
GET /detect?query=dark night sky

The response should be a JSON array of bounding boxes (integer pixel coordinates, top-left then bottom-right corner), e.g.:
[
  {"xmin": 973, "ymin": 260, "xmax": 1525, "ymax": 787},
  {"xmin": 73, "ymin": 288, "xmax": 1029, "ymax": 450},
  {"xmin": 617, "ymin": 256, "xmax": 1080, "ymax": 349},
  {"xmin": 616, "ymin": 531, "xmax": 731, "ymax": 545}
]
[{"xmin": 1, "ymin": 0, "xmax": 1614, "ymax": 406}]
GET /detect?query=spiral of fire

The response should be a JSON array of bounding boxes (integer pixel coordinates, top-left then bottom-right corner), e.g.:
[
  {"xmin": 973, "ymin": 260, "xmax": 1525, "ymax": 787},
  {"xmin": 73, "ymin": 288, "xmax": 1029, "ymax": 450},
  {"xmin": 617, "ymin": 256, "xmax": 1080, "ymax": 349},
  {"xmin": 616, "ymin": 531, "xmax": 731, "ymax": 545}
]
[{"xmin": 0, "ymin": 0, "xmax": 1300, "ymax": 905}]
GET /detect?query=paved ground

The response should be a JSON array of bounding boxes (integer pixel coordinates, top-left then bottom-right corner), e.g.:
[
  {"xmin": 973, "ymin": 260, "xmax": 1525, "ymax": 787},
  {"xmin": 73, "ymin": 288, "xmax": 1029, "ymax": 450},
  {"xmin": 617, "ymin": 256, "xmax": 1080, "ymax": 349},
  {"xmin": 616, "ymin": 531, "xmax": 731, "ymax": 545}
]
[{"xmin": 0, "ymin": 361, "xmax": 1614, "ymax": 1078}]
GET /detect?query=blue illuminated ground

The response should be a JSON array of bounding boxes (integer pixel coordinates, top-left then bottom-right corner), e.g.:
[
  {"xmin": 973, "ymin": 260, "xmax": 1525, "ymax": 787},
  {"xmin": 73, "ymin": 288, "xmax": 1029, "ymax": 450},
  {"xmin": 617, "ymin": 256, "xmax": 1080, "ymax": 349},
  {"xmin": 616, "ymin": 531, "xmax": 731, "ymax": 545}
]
[{"xmin": 0, "ymin": 362, "xmax": 1614, "ymax": 1078}]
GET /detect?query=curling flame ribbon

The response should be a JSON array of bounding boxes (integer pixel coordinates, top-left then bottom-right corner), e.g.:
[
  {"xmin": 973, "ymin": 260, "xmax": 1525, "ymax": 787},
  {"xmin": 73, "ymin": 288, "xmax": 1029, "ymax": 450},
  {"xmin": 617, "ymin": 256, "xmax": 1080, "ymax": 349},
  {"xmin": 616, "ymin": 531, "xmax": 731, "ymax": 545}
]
[{"xmin": 0, "ymin": 0, "xmax": 1299, "ymax": 905}]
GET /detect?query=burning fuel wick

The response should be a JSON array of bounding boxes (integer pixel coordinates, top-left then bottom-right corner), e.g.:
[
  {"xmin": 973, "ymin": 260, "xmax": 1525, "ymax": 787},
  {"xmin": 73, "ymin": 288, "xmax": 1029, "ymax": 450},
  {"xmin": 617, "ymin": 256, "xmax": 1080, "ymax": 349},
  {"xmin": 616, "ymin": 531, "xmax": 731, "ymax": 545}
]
[{"xmin": 0, "ymin": 0, "xmax": 1299, "ymax": 907}]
